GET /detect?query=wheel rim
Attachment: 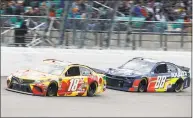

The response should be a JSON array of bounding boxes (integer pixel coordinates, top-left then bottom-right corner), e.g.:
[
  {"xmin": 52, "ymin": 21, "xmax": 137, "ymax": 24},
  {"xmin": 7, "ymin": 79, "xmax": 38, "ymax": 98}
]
[
  {"xmin": 48, "ymin": 86, "xmax": 55, "ymax": 96},
  {"xmin": 88, "ymin": 83, "xmax": 96, "ymax": 96},
  {"xmin": 175, "ymin": 82, "xmax": 183, "ymax": 92},
  {"xmin": 139, "ymin": 84, "xmax": 145, "ymax": 92},
  {"xmin": 89, "ymin": 86, "xmax": 94, "ymax": 93},
  {"xmin": 139, "ymin": 80, "xmax": 146, "ymax": 92}
]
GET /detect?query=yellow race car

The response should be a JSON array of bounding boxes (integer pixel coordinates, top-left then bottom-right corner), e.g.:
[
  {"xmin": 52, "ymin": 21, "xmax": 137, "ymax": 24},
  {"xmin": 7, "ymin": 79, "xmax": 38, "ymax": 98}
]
[{"xmin": 6, "ymin": 59, "xmax": 106, "ymax": 97}]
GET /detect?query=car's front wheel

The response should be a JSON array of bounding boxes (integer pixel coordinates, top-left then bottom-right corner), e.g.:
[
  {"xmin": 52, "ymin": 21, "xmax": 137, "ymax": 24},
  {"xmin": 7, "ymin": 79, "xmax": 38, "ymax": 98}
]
[
  {"xmin": 46, "ymin": 83, "xmax": 58, "ymax": 96},
  {"xmin": 87, "ymin": 82, "xmax": 97, "ymax": 97},
  {"xmin": 138, "ymin": 79, "xmax": 148, "ymax": 92}
]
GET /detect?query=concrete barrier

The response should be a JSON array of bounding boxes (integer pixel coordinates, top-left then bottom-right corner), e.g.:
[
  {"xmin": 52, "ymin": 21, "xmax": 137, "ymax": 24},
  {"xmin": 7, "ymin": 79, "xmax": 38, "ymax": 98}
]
[{"xmin": 1, "ymin": 47, "xmax": 191, "ymax": 76}]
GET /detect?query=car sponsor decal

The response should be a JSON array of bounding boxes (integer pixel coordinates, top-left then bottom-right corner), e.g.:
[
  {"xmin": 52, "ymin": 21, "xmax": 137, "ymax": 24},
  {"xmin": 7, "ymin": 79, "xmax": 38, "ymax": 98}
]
[
  {"xmin": 171, "ymin": 71, "xmax": 187, "ymax": 78},
  {"xmin": 154, "ymin": 76, "xmax": 167, "ymax": 89}
]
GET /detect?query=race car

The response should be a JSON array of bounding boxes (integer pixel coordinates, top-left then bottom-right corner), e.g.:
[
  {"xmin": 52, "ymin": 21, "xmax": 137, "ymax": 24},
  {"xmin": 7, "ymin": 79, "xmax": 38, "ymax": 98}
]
[
  {"xmin": 6, "ymin": 59, "xmax": 106, "ymax": 97},
  {"xmin": 104, "ymin": 57, "xmax": 191, "ymax": 92}
]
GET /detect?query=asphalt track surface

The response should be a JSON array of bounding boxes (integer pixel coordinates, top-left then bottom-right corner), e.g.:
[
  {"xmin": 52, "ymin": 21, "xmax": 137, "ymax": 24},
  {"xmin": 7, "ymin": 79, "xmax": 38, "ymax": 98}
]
[{"xmin": 1, "ymin": 76, "xmax": 191, "ymax": 117}]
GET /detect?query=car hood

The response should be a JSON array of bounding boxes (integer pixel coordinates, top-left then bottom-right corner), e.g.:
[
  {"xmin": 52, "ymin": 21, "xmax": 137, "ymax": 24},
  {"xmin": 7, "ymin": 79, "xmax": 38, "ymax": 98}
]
[
  {"xmin": 12, "ymin": 69, "xmax": 58, "ymax": 80},
  {"xmin": 106, "ymin": 68, "xmax": 143, "ymax": 77}
]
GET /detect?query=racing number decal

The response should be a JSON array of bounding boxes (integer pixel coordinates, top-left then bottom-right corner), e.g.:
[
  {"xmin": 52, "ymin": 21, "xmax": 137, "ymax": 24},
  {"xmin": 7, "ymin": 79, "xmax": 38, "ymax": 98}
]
[
  {"xmin": 155, "ymin": 76, "xmax": 167, "ymax": 89},
  {"xmin": 68, "ymin": 79, "xmax": 80, "ymax": 91}
]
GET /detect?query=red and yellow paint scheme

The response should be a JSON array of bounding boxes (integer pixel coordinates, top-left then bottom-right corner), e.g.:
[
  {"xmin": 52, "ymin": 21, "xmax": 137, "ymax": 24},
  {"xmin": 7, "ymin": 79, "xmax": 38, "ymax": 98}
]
[
  {"xmin": 105, "ymin": 57, "xmax": 191, "ymax": 92},
  {"xmin": 6, "ymin": 59, "xmax": 106, "ymax": 97}
]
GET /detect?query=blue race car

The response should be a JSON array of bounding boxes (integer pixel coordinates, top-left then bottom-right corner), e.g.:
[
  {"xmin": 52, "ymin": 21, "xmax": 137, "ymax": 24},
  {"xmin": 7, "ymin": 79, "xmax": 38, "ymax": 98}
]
[{"xmin": 104, "ymin": 57, "xmax": 190, "ymax": 92}]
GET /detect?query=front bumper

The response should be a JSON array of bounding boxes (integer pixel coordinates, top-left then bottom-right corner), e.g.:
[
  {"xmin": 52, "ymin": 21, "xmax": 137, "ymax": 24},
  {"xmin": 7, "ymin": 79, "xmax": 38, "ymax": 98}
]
[
  {"xmin": 6, "ymin": 82, "xmax": 35, "ymax": 95},
  {"xmin": 106, "ymin": 76, "xmax": 134, "ymax": 92},
  {"xmin": 6, "ymin": 88, "xmax": 33, "ymax": 95},
  {"xmin": 7, "ymin": 76, "xmax": 46, "ymax": 96},
  {"xmin": 106, "ymin": 85, "xmax": 130, "ymax": 91},
  {"xmin": 6, "ymin": 82, "xmax": 45, "ymax": 96}
]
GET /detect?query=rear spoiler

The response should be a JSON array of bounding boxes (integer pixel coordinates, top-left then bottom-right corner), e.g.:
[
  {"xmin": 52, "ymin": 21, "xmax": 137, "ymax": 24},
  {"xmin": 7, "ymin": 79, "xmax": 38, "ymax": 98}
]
[
  {"xmin": 43, "ymin": 59, "xmax": 64, "ymax": 62},
  {"xmin": 178, "ymin": 66, "xmax": 190, "ymax": 72},
  {"xmin": 92, "ymin": 68, "xmax": 106, "ymax": 74}
]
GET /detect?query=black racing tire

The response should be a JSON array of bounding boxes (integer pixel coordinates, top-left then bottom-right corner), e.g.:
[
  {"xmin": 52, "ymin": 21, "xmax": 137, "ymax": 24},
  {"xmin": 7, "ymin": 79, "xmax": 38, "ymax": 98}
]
[
  {"xmin": 46, "ymin": 82, "xmax": 58, "ymax": 96},
  {"xmin": 174, "ymin": 79, "xmax": 184, "ymax": 92},
  {"xmin": 87, "ymin": 82, "xmax": 97, "ymax": 97},
  {"xmin": 137, "ymin": 79, "xmax": 148, "ymax": 92}
]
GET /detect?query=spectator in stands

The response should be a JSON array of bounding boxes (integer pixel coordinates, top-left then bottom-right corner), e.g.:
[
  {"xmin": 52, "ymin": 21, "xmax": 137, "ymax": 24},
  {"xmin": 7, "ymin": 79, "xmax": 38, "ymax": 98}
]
[
  {"xmin": 14, "ymin": 19, "xmax": 28, "ymax": 47},
  {"xmin": 132, "ymin": 3, "xmax": 143, "ymax": 17},
  {"xmin": 71, "ymin": 0, "xmax": 86, "ymax": 17},
  {"xmin": 24, "ymin": 7, "xmax": 34, "ymax": 16},
  {"xmin": 154, "ymin": 9, "xmax": 167, "ymax": 32},
  {"xmin": 142, "ymin": 13, "xmax": 154, "ymax": 32},
  {"xmin": 49, "ymin": 5, "xmax": 56, "ymax": 17},
  {"xmin": 1, "ymin": 1, "xmax": 7, "ymax": 12},
  {"xmin": 155, "ymin": 9, "xmax": 166, "ymax": 22},
  {"xmin": 39, "ymin": 2, "xmax": 47, "ymax": 16},
  {"xmin": 118, "ymin": 0, "xmax": 131, "ymax": 16},
  {"xmin": 140, "ymin": 6, "xmax": 148, "ymax": 17},
  {"xmin": 33, "ymin": 8, "xmax": 41, "ymax": 16},
  {"xmin": 183, "ymin": 15, "xmax": 191, "ymax": 33},
  {"xmin": 1, "ymin": 0, "xmax": 192, "ymax": 34},
  {"xmin": 15, "ymin": 0, "xmax": 25, "ymax": 15},
  {"xmin": 5, "ymin": 1, "xmax": 15, "ymax": 15},
  {"xmin": 145, "ymin": 2, "xmax": 154, "ymax": 15}
]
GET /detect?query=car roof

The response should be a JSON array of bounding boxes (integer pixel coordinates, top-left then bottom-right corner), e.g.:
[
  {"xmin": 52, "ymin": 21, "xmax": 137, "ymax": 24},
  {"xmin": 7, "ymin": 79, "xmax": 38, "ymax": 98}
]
[
  {"xmin": 132, "ymin": 57, "xmax": 160, "ymax": 63},
  {"xmin": 133, "ymin": 57, "xmax": 175, "ymax": 65},
  {"xmin": 43, "ymin": 59, "xmax": 72, "ymax": 66},
  {"xmin": 43, "ymin": 59, "xmax": 92, "ymax": 68}
]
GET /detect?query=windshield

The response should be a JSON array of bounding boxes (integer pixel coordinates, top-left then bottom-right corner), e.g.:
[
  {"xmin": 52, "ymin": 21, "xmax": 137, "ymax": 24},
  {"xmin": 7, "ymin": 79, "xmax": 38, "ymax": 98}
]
[
  {"xmin": 33, "ymin": 63, "xmax": 66, "ymax": 75},
  {"xmin": 120, "ymin": 59, "xmax": 155, "ymax": 73}
]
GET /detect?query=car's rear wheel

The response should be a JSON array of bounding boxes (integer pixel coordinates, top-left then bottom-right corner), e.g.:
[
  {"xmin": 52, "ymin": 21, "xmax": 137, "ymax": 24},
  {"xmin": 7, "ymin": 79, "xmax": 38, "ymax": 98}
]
[
  {"xmin": 138, "ymin": 79, "xmax": 148, "ymax": 92},
  {"xmin": 87, "ymin": 82, "xmax": 97, "ymax": 97},
  {"xmin": 46, "ymin": 83, "xmax": 58, "ymax": 96},
  {"xmin": 174, "ymin": 79, "xmax": 184, "ymax": 92}
]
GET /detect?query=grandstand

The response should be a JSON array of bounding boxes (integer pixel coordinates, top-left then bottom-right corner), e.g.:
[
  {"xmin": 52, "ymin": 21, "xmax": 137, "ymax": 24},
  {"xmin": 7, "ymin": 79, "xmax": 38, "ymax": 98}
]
[{"xmin": 0, "ymin": 0, "xmax": 192, "ymax": 50}]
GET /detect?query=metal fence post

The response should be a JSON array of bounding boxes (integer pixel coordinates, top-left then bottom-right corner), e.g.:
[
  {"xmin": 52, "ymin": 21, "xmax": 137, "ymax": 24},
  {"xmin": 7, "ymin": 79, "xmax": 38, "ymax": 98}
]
[
  {"xmin": 40, "ymin": 1, "xmax": 51, "ymax": 46},
  {"xmin": 164, "ymin": 34, "xmax": 168, "ymax": 51},
  {"xmin": 0, "ymin": 15, "xmax": 3, "ymax": 45},
  {"xmin": 117, "ymin": 22, "xmax": 121, "ymax": 47},
  {"xmin": 181, "ymin": 24, "xmax": 184, "ymax": 48},
  {"xmin": 99, "ymin": 32, "xmax": 103, "ymax": 48},
  {"xmin": 72, "ymin": 19, "xmax": 77, "ymax": 45},
  {"xmin": 94, "ymin": 31, "xmax": 98, "ymax": 46},
  {"xmin": 139, "ymin": 28, "xmax": 142, "ymax": 47},
  {"xmin": 106, "ymin": 1, "xmax": 119, "ymax": 48},
  {"xmin": 159, "ymin": 21, "xmax": 163, "ymax": 48},
  {"xmin": 79, "ymin": 0, "xmax": 93, "ymax": 48},
  {"xmin": 160, "ymin": 34, "xmax": 163, "ymax": 48},
  {"xmin": 132, "ymin": 33, "xmax": 136, "ymax": 50},
  {"xmin": 125, "ymin": 2, "xmax": 133, "ymax": 48},
  {"xmin": 59, "ymin": 0, "xmax": 70, "ymax": 46}
]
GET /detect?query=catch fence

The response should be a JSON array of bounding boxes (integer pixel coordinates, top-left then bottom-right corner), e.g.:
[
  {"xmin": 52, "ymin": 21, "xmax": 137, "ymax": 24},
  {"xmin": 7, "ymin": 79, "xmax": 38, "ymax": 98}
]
[{"xmin": 0, "ymin": 14, "xmax": 192, "ymax": 51}]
